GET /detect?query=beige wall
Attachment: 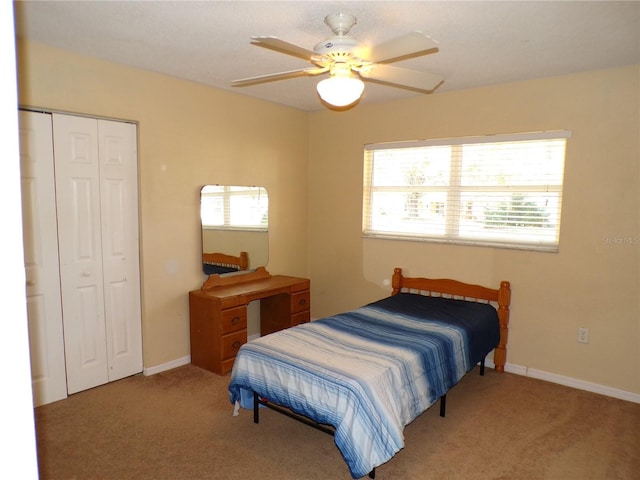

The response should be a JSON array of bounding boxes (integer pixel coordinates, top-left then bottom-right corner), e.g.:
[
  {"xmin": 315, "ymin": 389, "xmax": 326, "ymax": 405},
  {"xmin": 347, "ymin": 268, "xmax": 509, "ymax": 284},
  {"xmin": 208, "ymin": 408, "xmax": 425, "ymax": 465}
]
[
  {"xmin": 15, "ymin": 39, "xmax": 639, "ymax": 396},
  {"xmin": 308, "ymin": 66, "xmax": 640, "ymax": 395},
  {"xmin": 16, "ymin": 40, "xmax": 309, "ymax": 368}
]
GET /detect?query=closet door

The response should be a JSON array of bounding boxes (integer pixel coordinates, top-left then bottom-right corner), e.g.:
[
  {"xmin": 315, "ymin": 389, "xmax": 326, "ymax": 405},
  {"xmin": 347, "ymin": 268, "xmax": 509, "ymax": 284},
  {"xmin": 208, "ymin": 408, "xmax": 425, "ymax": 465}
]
[
  {"xmin": 98, "ymin": 119, "xmax": 142, "ymax": 382},
  {"xmin": 53, "ymin": 114, "xmax": 142, "ymax": 394},
  {"xmin": 19, "ymin": 110, "xmax": 67, "ymax": 406},
  {"xmin": 53, "ymin": 114, "xmax": 109, "ymax": 394}
]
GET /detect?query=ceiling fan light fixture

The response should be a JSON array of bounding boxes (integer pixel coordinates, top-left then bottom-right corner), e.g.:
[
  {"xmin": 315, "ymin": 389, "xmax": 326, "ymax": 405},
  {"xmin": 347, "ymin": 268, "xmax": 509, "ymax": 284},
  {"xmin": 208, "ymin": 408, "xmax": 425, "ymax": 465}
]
[
  {"xmin": 235, "ymin": 14, "xmax": 443, "ymax": 109},
  {"xmin": 316, "ymin": 74, "xmax": 365, "ymax": 107}
]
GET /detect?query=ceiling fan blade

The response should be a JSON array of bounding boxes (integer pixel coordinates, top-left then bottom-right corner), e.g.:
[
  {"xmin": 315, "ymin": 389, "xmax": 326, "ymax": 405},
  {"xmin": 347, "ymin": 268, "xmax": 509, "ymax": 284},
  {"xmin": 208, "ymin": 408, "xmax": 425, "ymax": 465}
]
[
  {"xmin": 251, "ymin": 36, "xmax": 317, "ymax": 61},
  {"xmin": 359, "ymin": 64, "xmax": 443, "ymax": 92},
  {"xmin": 232, "ymin": 67, "xmax": 328, "ymax": 86},
  {"xmin": 361, "ymin": 32, "xmax": 439, "ymax": 63}
]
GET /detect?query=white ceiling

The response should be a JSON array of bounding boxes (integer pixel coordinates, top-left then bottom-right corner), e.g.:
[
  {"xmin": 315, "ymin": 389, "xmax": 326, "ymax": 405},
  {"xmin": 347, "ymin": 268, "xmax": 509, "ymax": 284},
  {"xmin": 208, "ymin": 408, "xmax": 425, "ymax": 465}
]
[{"xmin": 13, "ymin": 1, "xmax": 640, "ymax": 112}]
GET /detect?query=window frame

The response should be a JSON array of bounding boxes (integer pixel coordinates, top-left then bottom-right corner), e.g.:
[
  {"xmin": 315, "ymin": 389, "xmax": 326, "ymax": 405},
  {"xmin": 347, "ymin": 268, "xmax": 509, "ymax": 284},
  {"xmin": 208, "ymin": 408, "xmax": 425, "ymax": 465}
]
[{"xmin": 363, "ymin": 131, "xmax": 571, "ymax": 252}]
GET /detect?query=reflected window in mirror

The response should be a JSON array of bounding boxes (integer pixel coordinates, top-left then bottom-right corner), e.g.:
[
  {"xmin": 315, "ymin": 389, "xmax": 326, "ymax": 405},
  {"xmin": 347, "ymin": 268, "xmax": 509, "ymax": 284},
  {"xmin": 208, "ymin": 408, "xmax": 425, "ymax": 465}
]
[
  {"xmin": 200, "ymin": 185, "xmax": 268, "ymax": 275},
  {"xmin": 201, "ymin": 185, "xmax": 268, "ymax": 229}
]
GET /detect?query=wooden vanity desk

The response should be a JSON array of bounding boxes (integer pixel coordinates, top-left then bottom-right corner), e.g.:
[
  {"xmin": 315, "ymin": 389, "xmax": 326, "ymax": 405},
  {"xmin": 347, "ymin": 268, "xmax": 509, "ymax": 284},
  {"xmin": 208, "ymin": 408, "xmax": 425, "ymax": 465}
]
[{"xmin": 189, "ymin": 268, "xmax": 310, "ymax": 375}]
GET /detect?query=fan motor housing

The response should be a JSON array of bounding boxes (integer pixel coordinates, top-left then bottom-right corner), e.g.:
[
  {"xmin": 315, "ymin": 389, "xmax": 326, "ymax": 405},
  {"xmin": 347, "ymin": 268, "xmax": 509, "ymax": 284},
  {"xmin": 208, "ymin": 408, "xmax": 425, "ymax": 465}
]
[{"xmin": 314, "ymin": 36, "xmax": 360, "ymax": 56}]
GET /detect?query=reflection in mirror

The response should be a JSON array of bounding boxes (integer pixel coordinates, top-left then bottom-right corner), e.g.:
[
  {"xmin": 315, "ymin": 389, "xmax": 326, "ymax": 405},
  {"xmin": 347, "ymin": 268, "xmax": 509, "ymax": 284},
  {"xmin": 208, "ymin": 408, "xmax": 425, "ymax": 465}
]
[{"xmin": 200, "ymin": 185, "xmax": 268, "ymax": 275}]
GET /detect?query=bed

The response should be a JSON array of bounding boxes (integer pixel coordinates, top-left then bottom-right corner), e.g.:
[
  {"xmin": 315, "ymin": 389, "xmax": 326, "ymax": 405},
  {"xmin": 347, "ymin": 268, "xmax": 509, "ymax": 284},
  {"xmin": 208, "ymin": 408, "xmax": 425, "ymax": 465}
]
[
  {"xmin": 202, "ymin": 251, "xmax": 249, "ymax": 275},
  {"xmin": 228, "ymin": 268, "xmax": 511, "ymax": 479}
]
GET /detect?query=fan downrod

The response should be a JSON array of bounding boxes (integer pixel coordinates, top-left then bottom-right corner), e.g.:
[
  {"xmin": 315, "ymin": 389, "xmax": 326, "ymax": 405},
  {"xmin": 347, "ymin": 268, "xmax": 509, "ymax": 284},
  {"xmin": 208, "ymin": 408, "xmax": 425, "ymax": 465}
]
[{"xmin": 324, "ymin": 13, "xmax": 357, "ymax": 36}]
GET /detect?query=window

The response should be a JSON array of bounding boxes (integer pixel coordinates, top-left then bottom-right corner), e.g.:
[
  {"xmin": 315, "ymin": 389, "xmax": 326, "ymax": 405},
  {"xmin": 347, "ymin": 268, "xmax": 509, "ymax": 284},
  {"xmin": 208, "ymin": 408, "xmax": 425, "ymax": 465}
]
[
  {"xmin": 201, "ymin": 185, "xmax": 268, "ymax": 230},
  {"xmin": 363, "ymin": 131, "xmax": 570, "ymax": 252}
]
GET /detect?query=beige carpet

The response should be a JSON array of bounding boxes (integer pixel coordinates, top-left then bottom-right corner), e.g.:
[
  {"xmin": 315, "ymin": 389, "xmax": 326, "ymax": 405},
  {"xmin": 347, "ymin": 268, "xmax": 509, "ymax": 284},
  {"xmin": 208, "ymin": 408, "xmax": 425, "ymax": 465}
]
[{"xmin": 35, "ymin": 364, "xmax": 639, "ymax": 480}]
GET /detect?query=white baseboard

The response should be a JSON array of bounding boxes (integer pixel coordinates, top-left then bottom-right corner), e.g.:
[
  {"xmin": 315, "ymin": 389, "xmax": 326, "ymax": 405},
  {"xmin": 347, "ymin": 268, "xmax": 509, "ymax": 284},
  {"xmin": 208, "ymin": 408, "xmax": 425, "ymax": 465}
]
[
  {"xmin": 484, "ymin": 358, "xmax": 640, "ymax": 404},
  {"xmin": 144, "ymin": 353, "xmax": 639, "ymax": 404},
  {"xmin": 524, "ymin": 367, "xmax": 640, "ymax": 404},
  {"xmin": 142, "ymin": 337, "xmax": 263, "ymax": 376},
  {"xmin": 143, "ymin": 355, "xmax": 191, "ymax": 376}
]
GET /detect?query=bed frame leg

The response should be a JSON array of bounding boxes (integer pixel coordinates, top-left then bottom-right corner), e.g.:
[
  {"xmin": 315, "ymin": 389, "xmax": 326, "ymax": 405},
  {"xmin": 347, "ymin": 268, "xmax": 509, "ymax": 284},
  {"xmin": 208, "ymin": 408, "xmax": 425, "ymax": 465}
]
[
  {"xmin": 480, "ymin": 358, "xmax": 485, "ymax": 376},
  {"xmin": 368, "ymin": 467, "xmax": 376, "ymax": 478},
  {"xmin": 253, "ymin": 391, "xmax": 259, "ymax": 424},
  {"xmin": 439, "ymin": 394, "xmax": 447, "ymax": 417}
]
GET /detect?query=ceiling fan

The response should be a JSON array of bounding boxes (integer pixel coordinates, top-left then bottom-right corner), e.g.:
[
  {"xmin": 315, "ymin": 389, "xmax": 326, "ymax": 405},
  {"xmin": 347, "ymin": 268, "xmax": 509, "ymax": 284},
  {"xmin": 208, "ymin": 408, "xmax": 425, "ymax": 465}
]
[{"xmin": 232, "ymin": 13, "xmax": 444, "ymax": 108}]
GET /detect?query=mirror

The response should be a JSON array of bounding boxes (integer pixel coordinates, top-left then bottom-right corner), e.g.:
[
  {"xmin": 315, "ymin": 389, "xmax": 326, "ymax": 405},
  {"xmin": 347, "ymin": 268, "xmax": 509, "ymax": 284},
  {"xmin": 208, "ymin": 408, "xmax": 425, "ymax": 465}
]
[{"xmin": 200, "ymin": 185, "xmax": 268, "ymax": 275}]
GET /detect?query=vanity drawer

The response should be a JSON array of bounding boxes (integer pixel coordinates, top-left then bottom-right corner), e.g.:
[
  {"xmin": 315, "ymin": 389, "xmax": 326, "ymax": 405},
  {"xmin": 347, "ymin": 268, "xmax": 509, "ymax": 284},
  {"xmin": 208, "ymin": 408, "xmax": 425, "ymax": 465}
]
[
  {"xmin": 292, "ymin": 310, "xmax": 310, "ymax": 326},
  {"xmin": 291, "ymin": 290, "xmax": 310, "ymax": 314},
  {"xmin": 221, "ymin": 307, "xmax": 247, "ymax": 334},
  {"xmin": 222, "ymin": 330, "xmax": 247, "ymax": 360}
]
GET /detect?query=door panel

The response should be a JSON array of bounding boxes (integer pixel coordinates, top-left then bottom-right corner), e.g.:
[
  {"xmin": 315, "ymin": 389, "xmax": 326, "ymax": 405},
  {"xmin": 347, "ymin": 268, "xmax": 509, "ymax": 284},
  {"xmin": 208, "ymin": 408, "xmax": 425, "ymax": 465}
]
[
  {"xmin": 19, "ymin": 110, "xmax": 67, "ymax": 407},
  {"xmin": 77, "ymin": 285, "xmax": 104, "ymax": 364},
  {"xmin": 53, "ymin": 114, "xmax": 109, "ymax": 394},
  {"xmin": 98, "ymin": 119, "xmax": 142, "ymax": 381}
]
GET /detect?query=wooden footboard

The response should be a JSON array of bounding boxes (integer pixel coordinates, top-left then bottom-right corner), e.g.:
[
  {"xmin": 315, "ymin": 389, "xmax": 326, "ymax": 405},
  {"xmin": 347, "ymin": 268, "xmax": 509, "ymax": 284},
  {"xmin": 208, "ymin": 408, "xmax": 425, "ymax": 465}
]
[
  {"xmin": 391, "ymin": 267, "xmax": 511, "ymax": 373},
  {"xmin": 202, "ymin": 251, "xmax": 249, "ymax": 270}
]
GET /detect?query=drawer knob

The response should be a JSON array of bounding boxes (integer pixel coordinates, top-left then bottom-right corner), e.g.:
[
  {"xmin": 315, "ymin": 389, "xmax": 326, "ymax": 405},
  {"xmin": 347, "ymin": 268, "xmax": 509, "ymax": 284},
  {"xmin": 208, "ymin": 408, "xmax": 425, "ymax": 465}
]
[
  {"xmin": 298, "ymin": 298, "xmax": 307, "ymax": 306},
  {"xmin": 231, "ymin": 316, "xmax": 240, "ymax": 325},
  {"xmin": 232, "ymin": 341, "xmax": 241, "ymax": 350}
]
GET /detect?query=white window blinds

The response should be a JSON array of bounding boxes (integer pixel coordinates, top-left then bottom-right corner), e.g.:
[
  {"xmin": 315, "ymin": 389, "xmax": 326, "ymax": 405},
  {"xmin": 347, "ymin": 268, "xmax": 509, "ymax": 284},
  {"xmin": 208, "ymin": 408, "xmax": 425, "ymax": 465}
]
[
  {"xmin": 200, "ymin": 185, "xmax": 268, "ymax": 230},
  {"xmin": 363, "ymin": 131, "xmax": 571, "ymax": 252}
]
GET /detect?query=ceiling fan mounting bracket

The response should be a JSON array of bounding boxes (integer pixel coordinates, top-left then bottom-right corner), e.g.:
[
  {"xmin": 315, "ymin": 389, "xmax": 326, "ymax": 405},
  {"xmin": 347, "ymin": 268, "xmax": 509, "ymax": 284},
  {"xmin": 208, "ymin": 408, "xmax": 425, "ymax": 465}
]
[
  {"xmin": 324, "ymin": 13, "xmax": 357, "ymax": 36},
  {"xmin": 314, "ymin": 13, "xmax": 360, "ymax": 56}
]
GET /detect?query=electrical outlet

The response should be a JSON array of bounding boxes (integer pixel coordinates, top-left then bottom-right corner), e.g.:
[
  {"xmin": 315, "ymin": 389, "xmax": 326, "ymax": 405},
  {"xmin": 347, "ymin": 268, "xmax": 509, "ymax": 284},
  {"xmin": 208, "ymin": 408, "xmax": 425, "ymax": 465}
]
[{"xmin": 578, "ymin": 327, "xmax": 589, "ymax": 344}]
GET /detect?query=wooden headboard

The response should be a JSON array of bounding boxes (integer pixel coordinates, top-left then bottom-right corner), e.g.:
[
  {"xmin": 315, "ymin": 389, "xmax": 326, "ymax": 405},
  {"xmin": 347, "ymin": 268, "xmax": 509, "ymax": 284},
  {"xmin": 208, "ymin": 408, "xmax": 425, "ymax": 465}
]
[
  {"xmin": 202, "ymin": 251, "xmax": 249, "ymax": 271},
  {"xmin": 391, "ymin": 267, "xmax": 511, "ymax": 373}
]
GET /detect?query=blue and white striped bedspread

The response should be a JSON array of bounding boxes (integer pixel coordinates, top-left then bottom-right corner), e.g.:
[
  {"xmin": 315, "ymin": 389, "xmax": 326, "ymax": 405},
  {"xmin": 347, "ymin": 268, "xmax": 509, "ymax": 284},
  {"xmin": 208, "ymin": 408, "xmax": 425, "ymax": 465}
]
[{"xmin": 228, "ymin": 295, "xmax": 499, "ymax": 479}]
